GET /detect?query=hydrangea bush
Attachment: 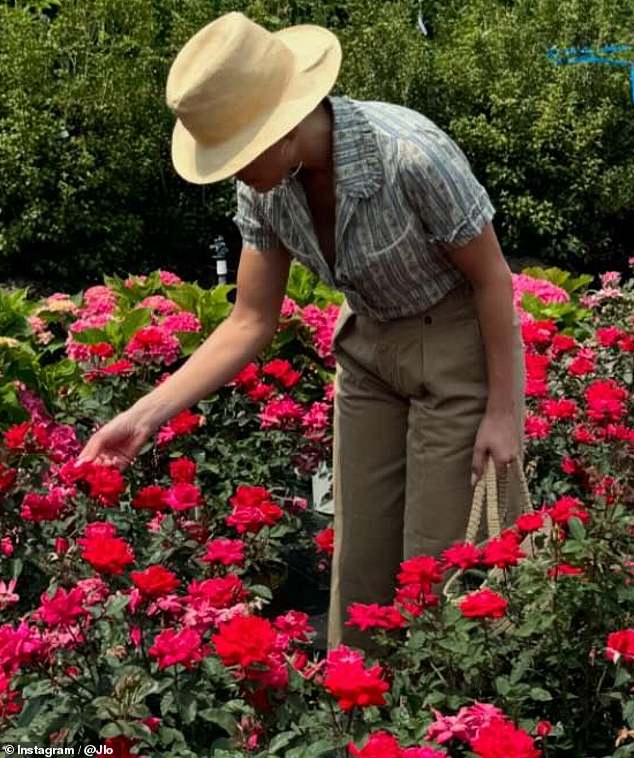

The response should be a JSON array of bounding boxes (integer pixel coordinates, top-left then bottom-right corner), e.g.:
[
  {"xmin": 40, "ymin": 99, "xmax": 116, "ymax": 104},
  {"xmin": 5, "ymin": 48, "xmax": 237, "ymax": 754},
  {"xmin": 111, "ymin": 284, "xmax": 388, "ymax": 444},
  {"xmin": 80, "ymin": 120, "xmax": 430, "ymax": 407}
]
[{"xmin": 0, "ymin": 261, "xmax": 632, "ymax": 757}]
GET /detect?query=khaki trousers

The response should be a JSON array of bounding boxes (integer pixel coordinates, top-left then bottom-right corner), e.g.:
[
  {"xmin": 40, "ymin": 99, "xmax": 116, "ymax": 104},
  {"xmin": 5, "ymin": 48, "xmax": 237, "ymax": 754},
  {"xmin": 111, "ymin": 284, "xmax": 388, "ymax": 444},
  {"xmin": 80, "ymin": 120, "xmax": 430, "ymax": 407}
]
[{"xmin": 327, "ymin": 281, "xmax": 525, "ymax": 652}]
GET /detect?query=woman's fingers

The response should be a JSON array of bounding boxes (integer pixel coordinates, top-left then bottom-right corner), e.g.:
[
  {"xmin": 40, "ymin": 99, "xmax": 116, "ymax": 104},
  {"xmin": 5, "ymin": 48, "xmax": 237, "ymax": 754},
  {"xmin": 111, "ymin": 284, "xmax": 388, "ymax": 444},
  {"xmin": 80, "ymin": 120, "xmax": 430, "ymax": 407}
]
[{"xmin": 76, "ymin": 431, "xmax": 105, "ymax": 465}]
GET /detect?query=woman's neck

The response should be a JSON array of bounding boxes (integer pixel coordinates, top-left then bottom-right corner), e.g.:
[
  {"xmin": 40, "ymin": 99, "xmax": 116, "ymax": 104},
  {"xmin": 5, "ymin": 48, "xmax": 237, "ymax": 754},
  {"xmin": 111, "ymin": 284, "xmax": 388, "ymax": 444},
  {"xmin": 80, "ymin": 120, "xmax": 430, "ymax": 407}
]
[{"xmin": 296, "ymin": 99, "xmax": 333, "ymax": 174}]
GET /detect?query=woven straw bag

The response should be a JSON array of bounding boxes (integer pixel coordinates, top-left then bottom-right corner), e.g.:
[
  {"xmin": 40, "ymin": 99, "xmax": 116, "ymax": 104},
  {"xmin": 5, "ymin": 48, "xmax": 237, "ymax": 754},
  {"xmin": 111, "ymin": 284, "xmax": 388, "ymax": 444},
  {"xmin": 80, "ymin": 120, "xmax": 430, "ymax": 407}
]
[{"xmin": 442, "ymin": 456, "xmax": 544, "ymax": 634}]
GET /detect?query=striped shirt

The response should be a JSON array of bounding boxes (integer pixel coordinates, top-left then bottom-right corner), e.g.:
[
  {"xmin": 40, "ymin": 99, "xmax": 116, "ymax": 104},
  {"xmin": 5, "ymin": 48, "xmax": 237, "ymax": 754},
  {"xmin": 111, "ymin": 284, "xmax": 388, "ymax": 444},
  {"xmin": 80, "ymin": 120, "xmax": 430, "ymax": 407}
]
[{"xmin": 232, "ymin": 95, "xmax": 495, "ymax": 321}]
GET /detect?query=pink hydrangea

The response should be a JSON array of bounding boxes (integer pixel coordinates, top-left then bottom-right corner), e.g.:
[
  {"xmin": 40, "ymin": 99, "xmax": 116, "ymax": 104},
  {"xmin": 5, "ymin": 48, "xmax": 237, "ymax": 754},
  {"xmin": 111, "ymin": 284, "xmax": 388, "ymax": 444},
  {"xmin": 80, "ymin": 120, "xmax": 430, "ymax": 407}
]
[
  {"xmin": 124, "ymin": 326, "xmax": 181, "ymax": 366},
  {"xmin": 158, "ymin": 270, "xmax": 183, "ymax": 286},
  {"xmin": 66, "ymin": 313, "xmax": 113, "ymax": 362},
  {"xmin": 28, "ymin": 315, "xmax": 54, "ymax": 345},
  {"xmin": 301, "ymin": 304, "xmax": 340, "ymax": 368},
  {"xmin": 139, "ymin": 295, "xmax": 181, "ymax": 315},
  {"xmin": 600, "ymin": 271, "xmax": 621, "ymax": 288},
  {"xmin": 280, "ymin": 296, "xmax": 300, "ymax": 318},
  {"xmin": 162, "ymin": 312, "xmax": 202, "ymax": 333},
  {"xmin": 124, "ymin": 275, "xmax": 148, "ymax": 288},
  {"xmin": 512, "ymin": 274, "xmax": 569, "ymax": 322},
  {"xmin": 80, "ymin": 286, "xmax": 117, "ymax": 317}
]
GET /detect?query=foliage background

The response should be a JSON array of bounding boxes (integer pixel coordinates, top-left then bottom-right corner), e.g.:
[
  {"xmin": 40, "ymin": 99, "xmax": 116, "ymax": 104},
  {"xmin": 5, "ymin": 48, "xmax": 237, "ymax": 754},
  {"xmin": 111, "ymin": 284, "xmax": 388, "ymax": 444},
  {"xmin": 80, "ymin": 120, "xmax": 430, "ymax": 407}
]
[{"xmin": 1, "ymin": 0, "xmax": 633, "ymax": 290}]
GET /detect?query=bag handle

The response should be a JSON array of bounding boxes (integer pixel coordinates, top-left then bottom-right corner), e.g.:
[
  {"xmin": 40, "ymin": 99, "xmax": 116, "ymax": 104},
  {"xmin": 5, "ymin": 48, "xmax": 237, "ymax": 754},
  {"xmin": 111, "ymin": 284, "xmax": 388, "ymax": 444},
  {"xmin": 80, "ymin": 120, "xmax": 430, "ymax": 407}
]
[{"xmin": 464, "ymin": 457, "xmax": 531, "ymax": 543}]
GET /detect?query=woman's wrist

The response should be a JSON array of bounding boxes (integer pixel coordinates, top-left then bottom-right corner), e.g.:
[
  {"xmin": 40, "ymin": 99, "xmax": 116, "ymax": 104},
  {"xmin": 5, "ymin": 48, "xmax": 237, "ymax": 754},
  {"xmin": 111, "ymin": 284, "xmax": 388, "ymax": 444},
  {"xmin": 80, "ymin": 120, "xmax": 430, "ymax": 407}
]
[
  {"xmin": 484, "ymin": 399, "xmax": 516, "ymax": 418},
  {"xmin": 130, "ymin": 392, "xmax": 175, "ymax": 433}
]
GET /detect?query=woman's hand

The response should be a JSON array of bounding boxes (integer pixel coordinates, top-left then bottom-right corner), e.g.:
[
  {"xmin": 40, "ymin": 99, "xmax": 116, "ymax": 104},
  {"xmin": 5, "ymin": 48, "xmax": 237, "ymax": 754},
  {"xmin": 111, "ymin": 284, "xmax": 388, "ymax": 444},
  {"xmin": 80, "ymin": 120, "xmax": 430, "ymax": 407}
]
[
  {"xmin": 471, "ymin": 410, "xmax": 520, "ymax": 485},
  {"xmin": 76, "ymin": 409, "xmax": 154, "ymax": 470}
]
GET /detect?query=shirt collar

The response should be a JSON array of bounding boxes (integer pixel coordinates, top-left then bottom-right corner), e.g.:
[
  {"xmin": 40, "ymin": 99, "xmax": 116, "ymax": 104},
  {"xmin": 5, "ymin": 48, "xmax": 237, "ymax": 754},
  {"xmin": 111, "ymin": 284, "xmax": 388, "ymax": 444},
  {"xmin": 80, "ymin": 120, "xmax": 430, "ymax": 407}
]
[{"xmin": 328, "ymin": 95, "xmax": 384, "ymax": 198}]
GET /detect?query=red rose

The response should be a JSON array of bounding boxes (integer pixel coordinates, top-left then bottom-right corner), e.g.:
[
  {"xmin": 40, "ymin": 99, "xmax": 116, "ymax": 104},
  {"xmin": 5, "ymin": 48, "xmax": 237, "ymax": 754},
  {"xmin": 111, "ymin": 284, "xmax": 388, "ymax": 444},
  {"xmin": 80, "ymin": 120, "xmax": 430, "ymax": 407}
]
[
  {"xmin": 482, "ymin": 533, "xmax": 526, "ymax": 569},
  {"xmin": 169, "ymin": 457, "xmax": 197, "ymax": 483},
  {"xmin": 547, "ymin": 496, "xmax": 590, "ymax": 527},
  {"xmin": 165, "ymin": 482, "xmax": 202, "ymax": 512},
  {"xmin": 471, "ymin": 718, "xmax": 541, "ymax": 758},
  {"xmin": 132, "ymin": 485, "xmax": 167, "ymax": 512},
  {"xmin": 547, "ymin": 563, "xmax": 583, "ymax": 579},
  {"xmin": 397, "ymin": 555, "xmax": 443, "ymax": 590},
  {"xmin": 324, "ymin": 656, "xmax": 390, "ymax": 711},
  {"xmin": 213, "ymin": 615, "xmax": 278, "ymax": 668},
  {"xmin": 315, "ymin": 527, "xmax": 334, "ymax": 557},
  {"xmin": 348, "ymin": 732, "xmax": 401, "ymax": 758},
  {"xmin": 0, "ymin": 464, "xmax": 17, "ymax": 493},
  {"xmin": 79, "ymin": 535, "xmax": 135, "ymax": 575},
  {"xmin": 539, "ymin": 398, "xmax": 578, "ymax": 421},
  {"xmin": 605, "ymin": 629, "xmax": 634, "ymax": 664},
  {"xmin": 226, "ymin": 485, "xmax": 283, "ymax": 534},
  {"xmin": 262, "ymin": 358, "xmax": 302, "ymax": 389},
  {"xmin": 131, "ymin": 565, "xmax": 180, "ymax": 597},
  {"xmin": 585, "ymin": 379, "xmax": 628, "ymax": 423},
  {"xmin": 442, "ymin": 541, "xmax": 482, "ymax": 570},
  {"xmin": 202, "ymin": 538, "xmax": 246, "ymax": 567},
  {"xmin": 149, "ymin": 627, "xmax": 207, "ymax": 670},
  {"xmin": 535, "ymin": 720, "xmax": 552, "ymax": 737},
  {"xmin": 230, "ymin": 362, "xmax": 259, "ymax": 389},
  {"xmin": 515, "ymin": 512, "xmax": 544, "ymax": 533},
  {"xmin": 346, "ymin": 603, "xmax": 405, "ymax": 631},
  {"xmin": 459, "ymin": 589, "xmax": 508, "ymax": 619},
  {"xmin": 186, "ymin": 575, "xmax": 247, "ymax": 609},
  {"xmin": 84, "ymin": 464, "xmax": 126, "ymax": 506}
]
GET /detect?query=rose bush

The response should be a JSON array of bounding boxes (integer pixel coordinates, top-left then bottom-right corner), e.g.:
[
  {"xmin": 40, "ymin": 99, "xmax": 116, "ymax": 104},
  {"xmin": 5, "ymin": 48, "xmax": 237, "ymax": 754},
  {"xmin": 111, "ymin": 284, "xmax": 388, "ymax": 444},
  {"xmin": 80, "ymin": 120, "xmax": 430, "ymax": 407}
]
[{"xmin": 0, "ymin": 260, "xmax": 632, "ymax": 756}]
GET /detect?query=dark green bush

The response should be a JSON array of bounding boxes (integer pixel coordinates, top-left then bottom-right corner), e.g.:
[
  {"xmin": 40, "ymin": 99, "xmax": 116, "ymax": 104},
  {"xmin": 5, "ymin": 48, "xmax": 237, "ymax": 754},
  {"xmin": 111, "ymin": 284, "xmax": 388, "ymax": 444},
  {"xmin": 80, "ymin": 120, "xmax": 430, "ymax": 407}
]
[{"xmin": 0, "ymin": 0, "xmax": 632, "ymax": 290}]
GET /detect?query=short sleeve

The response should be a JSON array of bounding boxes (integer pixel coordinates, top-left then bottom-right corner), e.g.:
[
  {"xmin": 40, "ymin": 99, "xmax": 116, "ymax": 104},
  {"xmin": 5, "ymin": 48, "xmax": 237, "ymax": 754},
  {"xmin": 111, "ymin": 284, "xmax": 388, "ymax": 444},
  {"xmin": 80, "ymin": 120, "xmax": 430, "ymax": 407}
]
[
  {"xmin": 400, "ymin": 132, "xmax": 495, "ymax": 249},
  {"xmin": 232, "ymin": 180, "xmax": 282, "ymax": 251}
]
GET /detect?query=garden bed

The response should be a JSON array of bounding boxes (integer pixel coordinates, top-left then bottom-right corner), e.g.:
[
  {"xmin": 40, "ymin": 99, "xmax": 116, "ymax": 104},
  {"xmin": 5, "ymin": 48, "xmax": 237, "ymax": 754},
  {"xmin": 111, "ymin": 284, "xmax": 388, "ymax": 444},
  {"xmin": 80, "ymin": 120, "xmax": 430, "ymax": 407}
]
[{"xmin": 0, "ymin": 262, "xmax": 632, "ymax": 757}]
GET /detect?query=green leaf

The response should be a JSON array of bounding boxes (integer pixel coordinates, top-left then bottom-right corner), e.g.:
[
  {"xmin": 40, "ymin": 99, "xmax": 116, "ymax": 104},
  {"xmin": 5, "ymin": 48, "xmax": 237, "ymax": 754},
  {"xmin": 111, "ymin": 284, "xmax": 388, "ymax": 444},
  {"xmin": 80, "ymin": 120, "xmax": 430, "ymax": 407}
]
[
  {"xmin": 529, "ymin": 687, "xmax": 553, "ymax": 701},
  {"xmin": 71, "ymin": 328, "xmax": 110, "ymax": 345},
  {"xmin": 92, "ymin": 696, "xmax": 121, "ymax": 720},
  {"xmin": 10, "ymin": 558, "xmax": 23, "ymax": 580},
  {"xmin": 198, "ymin": 707, "xmax": 237, "ymax": 735},
  {"xmin": 21, "ymin": 680, "xmax": 55, "ymax": 699},
  {"xmin": 568, "ymin": 517, "xmax": 586, "ymax": 541},
  {"xmin": 176, "ymin": 331, "xmax": 203, "ymax": 356},
  {"xmin": 623, "ymin": 698, "xmax": 634, "ymax": 728},
  {"xmin": 180, "ymin": 691, "xmax": 197, "ymax": 725},
  {"xmin": 120, "ymin": 308, "xmax": 152, "ymax": 342},
  {"xmin": 105, "ymin": 593, "xmax": 130, "ymax": 617},
  {"xmin": 100, "ymin": 721, "xmax": 131, "ymax": 739},
  {"xmin": 16, "ymin": 695, "xmax": 47, "ymax": 728},
  {"xmin": 161, "ymin": 691, "xmax": 175, "ymax": 716},
  {"xmin": 268, "ymin": 731, "xmax": 297, "ymax": 753},
  {"xmin": 249, "ymin": 584, "xmax": 273, "ymax": 601},
  {"xmin": 495, "ymin": 676, "xmax": 511, "ymax": 696},
  {"xmin": 285, "ymin": 739, "xmax": 336, "ymax": 757},
  {"xmin": 615, "ymin": 666, "xmax": 632, "ymax": 688}
]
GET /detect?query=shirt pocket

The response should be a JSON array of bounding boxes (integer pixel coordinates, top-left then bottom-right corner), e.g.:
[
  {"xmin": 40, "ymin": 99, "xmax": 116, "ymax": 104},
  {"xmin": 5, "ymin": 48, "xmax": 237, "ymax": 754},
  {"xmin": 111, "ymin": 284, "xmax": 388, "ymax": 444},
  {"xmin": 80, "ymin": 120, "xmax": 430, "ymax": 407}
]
[{"xmin": 355, "ymin": 217, "xmax": 437, "ymax": 308}]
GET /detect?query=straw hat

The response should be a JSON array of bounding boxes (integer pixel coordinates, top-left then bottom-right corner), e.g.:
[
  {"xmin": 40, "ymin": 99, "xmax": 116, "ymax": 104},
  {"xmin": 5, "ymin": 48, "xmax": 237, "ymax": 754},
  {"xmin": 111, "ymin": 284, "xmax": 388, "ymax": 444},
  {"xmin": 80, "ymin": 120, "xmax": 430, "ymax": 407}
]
[{"xmin": 166, "ymin": 12, "xmax": 342, "ymax": 184}]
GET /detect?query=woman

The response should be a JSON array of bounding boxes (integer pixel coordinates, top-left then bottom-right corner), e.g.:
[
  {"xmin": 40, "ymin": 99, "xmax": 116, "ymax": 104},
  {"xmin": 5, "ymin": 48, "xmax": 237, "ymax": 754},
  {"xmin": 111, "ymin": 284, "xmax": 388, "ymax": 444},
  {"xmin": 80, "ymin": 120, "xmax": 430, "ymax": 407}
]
[{"xmin": 78, "ymin": 12, "xmax": 525, "ymax": 652}]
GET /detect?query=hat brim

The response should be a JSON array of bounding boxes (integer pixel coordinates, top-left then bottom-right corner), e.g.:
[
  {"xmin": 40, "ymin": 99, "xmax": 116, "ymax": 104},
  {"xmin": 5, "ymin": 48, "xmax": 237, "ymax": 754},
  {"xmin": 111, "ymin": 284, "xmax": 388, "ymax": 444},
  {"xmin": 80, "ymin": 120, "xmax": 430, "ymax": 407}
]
[{"xmin": 170, "ymin": 24, "xmax": 342, "ymax": 185}]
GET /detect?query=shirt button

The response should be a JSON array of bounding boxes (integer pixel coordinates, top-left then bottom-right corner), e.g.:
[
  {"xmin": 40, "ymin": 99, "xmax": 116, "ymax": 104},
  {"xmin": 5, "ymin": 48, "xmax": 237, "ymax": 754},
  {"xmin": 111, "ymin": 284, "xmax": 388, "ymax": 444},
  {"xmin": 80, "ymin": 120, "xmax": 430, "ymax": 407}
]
[{"xmin": 424, "ymin": 316, "xmax": 432, "ymax": 325}]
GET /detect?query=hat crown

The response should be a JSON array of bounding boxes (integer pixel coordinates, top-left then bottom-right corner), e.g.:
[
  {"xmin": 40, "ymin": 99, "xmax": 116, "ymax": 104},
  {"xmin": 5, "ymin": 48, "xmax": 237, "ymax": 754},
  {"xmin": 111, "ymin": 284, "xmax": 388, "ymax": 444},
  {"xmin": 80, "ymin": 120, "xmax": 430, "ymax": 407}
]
[{"xmin": 166, "ymin": 13, "xmax": 294, "ymax": 146}]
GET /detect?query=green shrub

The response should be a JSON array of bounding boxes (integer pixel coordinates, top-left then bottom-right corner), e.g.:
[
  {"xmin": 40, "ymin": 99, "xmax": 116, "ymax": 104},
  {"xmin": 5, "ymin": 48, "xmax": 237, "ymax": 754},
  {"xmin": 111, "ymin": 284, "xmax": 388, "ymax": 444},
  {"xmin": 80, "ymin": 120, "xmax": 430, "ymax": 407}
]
[{"xmin": 1, "ymin": 0, "xmax": 632, "ymax": 290}]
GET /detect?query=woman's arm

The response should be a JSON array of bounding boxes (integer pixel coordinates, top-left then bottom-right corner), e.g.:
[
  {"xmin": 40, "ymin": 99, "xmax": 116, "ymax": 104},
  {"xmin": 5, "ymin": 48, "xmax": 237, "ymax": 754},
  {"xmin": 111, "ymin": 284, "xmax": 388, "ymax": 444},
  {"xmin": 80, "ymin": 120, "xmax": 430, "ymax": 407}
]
[
  {"xmin": 443, "ymin": 222, "xmax": 521, "ymax": 481},
  {"xmin": 133, "ymin": 244, "xmax": 292, "ymax": 429},
  {"xmin": 78, "ymin": 244, "xmax": 291, "ymax": 467},
  {"xmin": 444, "ymin": 222, "xmax": 517, "ymax": 416}
]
